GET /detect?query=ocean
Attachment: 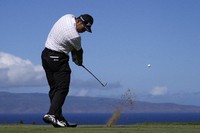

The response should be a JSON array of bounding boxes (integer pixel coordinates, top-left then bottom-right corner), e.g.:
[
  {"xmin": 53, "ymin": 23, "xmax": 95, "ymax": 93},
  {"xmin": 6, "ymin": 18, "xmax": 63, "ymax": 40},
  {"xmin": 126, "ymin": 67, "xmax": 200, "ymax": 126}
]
[{"xmin": 0, "ymin": 113, "xmax": 200, "ymax": 125}]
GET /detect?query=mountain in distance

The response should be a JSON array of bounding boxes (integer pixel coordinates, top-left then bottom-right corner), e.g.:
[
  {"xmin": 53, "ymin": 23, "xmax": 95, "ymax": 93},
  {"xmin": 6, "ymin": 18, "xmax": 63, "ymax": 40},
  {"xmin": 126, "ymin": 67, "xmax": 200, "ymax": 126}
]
[{"xmin": 0, "ymin": 92, "xmax": 200, "ymax": 114}]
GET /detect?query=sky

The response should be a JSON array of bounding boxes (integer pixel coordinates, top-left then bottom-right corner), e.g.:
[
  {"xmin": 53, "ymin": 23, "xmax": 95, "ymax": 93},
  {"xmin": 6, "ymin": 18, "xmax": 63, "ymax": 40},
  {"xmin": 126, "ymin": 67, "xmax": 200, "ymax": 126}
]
[{"xmin": 0, "ymin": 0, "xmax": 200, "ymax": 106}]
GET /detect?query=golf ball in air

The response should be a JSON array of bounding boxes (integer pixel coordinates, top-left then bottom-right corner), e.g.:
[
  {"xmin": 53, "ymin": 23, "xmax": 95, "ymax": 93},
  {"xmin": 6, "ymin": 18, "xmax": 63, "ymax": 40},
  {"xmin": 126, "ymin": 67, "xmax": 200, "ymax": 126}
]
[{"xmin": 147, "ymin": 64, "xmax": 151, "ymax": 67}]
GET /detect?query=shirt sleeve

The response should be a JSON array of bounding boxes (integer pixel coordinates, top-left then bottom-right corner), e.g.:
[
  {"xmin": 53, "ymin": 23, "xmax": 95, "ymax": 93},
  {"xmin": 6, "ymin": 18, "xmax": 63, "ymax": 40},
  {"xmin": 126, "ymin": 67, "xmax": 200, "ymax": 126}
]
[{"xmin": 69, "ymin": 37, "xmax": 82, "ymax": 51}]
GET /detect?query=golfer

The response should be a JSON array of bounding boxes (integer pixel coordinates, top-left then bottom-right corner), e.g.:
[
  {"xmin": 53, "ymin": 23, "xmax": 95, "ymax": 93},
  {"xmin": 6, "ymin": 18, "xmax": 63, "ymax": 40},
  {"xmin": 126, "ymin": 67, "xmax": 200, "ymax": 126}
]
[{"xmin": 41, "ymin": 14, "xmax": 94, "ymax": 127}]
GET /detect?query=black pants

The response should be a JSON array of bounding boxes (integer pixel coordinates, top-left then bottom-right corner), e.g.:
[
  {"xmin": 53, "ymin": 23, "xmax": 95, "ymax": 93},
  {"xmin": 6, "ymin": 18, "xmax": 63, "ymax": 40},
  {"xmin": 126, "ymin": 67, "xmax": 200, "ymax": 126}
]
[{"xmin": 41, "ymin": 48, "xmax": 71, "ymax": 120}]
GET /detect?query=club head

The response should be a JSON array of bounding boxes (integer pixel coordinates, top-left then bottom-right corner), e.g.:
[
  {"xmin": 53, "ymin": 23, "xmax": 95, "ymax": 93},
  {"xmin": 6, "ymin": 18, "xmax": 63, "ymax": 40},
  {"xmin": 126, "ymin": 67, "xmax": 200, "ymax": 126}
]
[{"xmin": 102, "ymin": 83, "xmax": 107, "ymax": 87}]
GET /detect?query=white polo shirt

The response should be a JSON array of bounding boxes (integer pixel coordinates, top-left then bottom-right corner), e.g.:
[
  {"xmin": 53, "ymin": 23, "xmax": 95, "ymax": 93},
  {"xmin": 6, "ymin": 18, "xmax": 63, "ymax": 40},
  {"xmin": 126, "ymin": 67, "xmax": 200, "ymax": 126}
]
[{"xmin": 45, "ymin": 14, "xmax": 81, "ymax": 55}]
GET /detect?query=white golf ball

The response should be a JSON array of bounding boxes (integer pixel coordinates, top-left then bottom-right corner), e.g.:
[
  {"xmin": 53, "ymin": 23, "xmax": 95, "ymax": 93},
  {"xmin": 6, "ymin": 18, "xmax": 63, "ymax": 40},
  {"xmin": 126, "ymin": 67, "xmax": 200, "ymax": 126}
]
[{"xmin": 147, "ymin": 64, "xmax": 151, "ymax": 67}]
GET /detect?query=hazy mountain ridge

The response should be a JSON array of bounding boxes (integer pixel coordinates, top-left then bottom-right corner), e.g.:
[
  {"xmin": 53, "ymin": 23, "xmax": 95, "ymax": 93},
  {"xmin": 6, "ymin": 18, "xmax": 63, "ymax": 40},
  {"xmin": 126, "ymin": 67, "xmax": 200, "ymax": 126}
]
[{"xmin": 0, "ymin": 92, "xmax": 200, "ymax": 114}]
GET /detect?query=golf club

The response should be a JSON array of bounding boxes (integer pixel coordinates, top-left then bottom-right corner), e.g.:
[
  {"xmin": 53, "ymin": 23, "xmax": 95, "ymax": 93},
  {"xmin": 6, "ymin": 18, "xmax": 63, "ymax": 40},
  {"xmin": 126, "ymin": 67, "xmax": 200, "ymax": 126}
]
[{"xmin": 81, "ymin": 65, "xmax": 107, "ymax": 87}]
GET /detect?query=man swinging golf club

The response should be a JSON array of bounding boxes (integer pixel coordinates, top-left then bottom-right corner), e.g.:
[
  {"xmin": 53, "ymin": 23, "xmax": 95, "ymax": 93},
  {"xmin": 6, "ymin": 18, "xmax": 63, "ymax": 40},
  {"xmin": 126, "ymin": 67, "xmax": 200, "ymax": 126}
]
[{"xmin": 41, "ymin": 13, "xmax": 94, "ymax": 128}]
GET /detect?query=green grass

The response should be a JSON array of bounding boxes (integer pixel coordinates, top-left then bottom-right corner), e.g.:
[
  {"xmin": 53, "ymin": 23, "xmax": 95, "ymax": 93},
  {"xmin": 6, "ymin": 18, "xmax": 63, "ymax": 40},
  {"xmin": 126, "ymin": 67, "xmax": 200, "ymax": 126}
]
[{"xmin": 0, "ymin": 123, "xmax": 200, "ymax": 133}]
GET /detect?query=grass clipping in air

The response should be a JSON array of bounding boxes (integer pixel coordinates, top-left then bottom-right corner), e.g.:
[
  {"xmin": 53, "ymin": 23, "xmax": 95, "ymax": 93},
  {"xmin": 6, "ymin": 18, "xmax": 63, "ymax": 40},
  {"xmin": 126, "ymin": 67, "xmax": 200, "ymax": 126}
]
[{"xmin": 106, "ymin": 89, "xmax": 135, "ymax": 127}]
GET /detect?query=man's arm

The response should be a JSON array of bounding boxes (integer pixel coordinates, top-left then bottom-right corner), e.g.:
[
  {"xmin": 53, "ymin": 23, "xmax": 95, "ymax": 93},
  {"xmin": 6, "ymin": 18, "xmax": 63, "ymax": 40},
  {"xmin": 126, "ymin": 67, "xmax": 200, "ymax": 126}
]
[{"xmin": 71, "ymin": 48, "xmax": 83, "ymax": 66}]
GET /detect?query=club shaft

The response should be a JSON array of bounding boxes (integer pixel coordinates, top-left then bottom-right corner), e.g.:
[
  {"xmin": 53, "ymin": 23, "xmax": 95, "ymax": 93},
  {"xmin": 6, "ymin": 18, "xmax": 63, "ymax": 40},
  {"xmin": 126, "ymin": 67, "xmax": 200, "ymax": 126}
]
[{"xmin": 81, "ymin": 65, "xmax": 106, "ymax": 87}]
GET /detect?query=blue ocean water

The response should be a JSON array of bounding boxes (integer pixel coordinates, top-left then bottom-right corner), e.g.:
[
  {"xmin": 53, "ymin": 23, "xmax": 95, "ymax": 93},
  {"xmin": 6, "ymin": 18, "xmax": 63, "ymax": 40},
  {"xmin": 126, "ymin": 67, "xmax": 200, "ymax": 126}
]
[{"xmin": 0, "ymin": 113, "xmax": 200, "ymax": 125}]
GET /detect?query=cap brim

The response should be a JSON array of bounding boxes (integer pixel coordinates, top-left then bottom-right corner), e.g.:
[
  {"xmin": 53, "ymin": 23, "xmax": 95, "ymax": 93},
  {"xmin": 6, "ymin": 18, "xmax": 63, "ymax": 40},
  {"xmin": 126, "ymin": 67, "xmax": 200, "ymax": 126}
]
[{"xmin": 85, "ymin": 26, "xmax": 92, "ymax": 33}]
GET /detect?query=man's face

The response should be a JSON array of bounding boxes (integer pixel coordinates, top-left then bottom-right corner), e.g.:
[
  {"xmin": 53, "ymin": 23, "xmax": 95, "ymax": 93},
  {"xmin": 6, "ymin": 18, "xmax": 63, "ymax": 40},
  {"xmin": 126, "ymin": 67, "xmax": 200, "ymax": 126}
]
[{"xmin": 76, "ymin": 19, "xmax": 86, "ymax": 33}]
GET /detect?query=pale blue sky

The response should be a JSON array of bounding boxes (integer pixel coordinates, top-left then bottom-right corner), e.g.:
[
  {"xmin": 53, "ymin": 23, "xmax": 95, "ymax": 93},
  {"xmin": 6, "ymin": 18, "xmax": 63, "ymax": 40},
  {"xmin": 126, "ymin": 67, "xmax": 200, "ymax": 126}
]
[{"xmin": 1, "ymin": 0, "xmax": 200, "ymax": 106}]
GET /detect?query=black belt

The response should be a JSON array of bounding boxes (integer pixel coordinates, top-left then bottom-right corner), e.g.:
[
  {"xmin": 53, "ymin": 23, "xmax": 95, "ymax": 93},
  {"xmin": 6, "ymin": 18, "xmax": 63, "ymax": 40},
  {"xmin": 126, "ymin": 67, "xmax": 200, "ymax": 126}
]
[{"xmin": 44, "ymin": 48, "xmax": 69, "ymax": 58}]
